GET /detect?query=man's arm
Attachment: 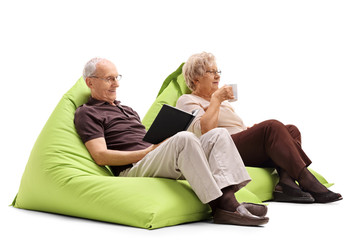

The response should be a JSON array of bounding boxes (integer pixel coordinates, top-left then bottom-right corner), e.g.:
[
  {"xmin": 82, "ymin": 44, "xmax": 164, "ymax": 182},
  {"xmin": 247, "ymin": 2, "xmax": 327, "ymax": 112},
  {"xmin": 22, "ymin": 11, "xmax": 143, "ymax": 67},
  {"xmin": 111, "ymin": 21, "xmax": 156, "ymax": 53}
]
[{"xmin": 85, "ymin": 137, "xmax": 159, "ymax": 166}]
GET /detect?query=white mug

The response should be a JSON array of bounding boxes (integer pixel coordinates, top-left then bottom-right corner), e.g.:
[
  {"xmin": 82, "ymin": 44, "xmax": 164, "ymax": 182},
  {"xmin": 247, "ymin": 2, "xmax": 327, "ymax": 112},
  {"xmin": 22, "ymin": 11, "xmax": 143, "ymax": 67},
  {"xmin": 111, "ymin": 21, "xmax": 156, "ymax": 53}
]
[{"xmin": 227, "ymin": 84, "xmax": 238, "ymax": 102}]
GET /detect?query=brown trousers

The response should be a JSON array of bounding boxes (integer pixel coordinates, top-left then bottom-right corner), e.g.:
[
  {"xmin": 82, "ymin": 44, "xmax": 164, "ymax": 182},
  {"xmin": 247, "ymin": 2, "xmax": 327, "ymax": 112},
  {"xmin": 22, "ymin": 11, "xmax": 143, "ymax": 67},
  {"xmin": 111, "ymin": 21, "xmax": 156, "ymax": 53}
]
[{"xmin": 231, "ymin": 119, "xmax": 312, "ymax": 180}]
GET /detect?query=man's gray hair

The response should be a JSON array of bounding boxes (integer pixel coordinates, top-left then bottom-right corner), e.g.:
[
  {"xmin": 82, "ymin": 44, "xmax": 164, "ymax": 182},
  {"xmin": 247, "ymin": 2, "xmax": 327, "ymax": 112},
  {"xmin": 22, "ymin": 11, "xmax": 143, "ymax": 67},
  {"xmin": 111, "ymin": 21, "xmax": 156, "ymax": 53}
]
[{"xmin": 83, "ymin": 57, "xmax": 106, "ymax": 80}]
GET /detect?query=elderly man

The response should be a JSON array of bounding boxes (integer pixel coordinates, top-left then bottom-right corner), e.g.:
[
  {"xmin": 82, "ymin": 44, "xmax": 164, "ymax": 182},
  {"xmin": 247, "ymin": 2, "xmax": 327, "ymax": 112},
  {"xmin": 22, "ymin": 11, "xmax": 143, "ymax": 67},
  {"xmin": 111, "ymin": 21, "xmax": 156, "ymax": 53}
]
[{"xmin": 74, "ymin": 57, "xmax": 269, "ymax": 226}]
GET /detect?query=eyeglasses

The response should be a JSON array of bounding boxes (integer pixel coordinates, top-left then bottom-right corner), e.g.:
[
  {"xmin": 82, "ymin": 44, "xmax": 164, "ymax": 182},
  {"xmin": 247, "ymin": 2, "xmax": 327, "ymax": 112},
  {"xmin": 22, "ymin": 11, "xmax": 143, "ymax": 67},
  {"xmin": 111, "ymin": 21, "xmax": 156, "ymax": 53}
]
[
  {"xmin": 206, "ymin": 70, "xmax": 222, "ymax": 76},
  {"xmin": 89, "ymin": 74, "xmax": 122, "ymax": 83}
]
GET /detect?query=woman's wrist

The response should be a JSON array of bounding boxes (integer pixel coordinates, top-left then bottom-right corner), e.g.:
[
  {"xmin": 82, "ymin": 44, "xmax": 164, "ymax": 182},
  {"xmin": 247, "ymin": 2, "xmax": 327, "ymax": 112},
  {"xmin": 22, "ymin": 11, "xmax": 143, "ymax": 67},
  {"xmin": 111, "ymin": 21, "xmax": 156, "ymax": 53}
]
[{"xmin": 210, "ymin": 93, "xmax": 222, "ymax": 105}]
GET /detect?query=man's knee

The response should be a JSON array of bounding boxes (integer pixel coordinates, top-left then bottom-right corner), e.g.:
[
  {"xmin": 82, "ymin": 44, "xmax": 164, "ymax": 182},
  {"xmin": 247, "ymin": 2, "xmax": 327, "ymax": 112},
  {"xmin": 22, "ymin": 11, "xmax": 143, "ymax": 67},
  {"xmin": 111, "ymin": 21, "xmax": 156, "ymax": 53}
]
[
  {"xmin": 172, "ymin": 131, "xmax": 198, "ymax": 145},
  {"xmin": 201, "ymin": 128, "xmax": 233, "ymax": 145},
  {"xmin": 206, "ymin": 128, "xmax": 230, "ymax": 138},
  {"xmin": 174, "ymin": 131, "xmax": 196, "ymax": 139}
]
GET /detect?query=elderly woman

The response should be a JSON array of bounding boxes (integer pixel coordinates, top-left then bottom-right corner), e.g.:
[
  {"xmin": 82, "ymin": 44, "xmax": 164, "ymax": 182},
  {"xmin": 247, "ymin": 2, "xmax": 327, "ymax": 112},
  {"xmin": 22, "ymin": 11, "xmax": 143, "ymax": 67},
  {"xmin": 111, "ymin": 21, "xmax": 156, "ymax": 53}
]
[{"xmin": 176, "ymin": 52, "xmax": 342, "ymax": 204}]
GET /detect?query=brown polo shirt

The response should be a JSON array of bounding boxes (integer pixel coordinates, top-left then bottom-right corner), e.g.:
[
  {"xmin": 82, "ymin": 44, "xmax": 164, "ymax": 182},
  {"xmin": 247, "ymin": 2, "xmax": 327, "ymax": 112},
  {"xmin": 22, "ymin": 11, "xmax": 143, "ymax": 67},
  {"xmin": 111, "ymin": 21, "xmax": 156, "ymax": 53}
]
[{"xmin": 74, "ymin": 97, "xmax": 151, "ymax": 175}]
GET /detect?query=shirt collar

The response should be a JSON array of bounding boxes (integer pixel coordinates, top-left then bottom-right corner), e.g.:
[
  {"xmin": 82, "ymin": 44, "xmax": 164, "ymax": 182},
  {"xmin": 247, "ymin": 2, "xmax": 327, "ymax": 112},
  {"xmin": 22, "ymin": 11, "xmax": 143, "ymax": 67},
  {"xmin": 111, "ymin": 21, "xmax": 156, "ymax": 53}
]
[{"xmin": 87, "ymin": 96, "xmax": 121, "ymax": 106}]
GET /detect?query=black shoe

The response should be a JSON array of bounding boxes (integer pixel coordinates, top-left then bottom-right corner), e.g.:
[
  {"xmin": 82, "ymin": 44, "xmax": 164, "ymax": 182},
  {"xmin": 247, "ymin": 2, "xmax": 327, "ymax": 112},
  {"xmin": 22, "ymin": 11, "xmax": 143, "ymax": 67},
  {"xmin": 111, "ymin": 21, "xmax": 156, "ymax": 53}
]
[
  {"xmin": 307, "ymin": 190, "xmax": 343, "ymax": 203},
  {"xmin": 273, "ymin": 182, "xmax": 315, "ymax": 203}
]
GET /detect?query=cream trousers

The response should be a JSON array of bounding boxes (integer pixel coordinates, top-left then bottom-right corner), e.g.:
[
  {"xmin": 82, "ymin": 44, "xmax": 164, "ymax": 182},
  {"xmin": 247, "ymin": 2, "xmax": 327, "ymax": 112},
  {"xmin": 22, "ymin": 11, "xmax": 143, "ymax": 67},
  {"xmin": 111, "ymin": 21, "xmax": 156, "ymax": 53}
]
[{"xmin": 119, "ymin": 128, "xmax": 251, "ymax": 203}]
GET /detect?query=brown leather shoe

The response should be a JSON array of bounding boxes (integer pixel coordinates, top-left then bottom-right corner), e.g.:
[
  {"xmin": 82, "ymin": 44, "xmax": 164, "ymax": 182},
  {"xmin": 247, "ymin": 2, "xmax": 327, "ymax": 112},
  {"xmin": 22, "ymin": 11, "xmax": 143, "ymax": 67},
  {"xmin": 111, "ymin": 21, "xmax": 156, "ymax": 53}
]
[
  {"xmin": 240, "ymin": 202, "xmax": 268, "ymax": 217},
  {"xmin": 213, "ymin": 204, "xmax": 269, "ymax": 226}
]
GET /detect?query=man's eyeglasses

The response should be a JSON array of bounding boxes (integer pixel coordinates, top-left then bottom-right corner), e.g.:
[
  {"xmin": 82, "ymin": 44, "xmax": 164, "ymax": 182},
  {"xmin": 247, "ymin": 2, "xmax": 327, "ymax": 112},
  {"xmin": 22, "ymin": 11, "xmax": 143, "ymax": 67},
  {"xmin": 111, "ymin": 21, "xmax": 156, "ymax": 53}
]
[
  {"xmin": 206, "ymin": 70, "xmax": 222, "ymax": 76},
  {"xmin": 89, "ymin": 74, "xmax": 122, "ymax": 83}
]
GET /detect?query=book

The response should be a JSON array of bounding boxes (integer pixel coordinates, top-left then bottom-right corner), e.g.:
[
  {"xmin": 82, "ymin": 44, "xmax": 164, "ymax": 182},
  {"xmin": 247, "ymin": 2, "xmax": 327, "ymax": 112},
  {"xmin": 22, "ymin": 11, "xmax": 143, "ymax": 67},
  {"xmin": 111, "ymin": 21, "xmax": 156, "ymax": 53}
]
[{"xmin": 143, "ymin": 104, "xmax": 199, "ymax": 144}]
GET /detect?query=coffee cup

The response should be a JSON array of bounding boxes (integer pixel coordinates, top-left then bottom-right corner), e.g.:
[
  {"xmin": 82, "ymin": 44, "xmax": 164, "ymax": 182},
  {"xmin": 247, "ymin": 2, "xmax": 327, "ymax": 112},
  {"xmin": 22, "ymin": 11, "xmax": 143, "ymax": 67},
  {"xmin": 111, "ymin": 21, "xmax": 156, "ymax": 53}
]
[{"xmin": 228, "ymin": 84, "xmax": 238, "ymax": 102}]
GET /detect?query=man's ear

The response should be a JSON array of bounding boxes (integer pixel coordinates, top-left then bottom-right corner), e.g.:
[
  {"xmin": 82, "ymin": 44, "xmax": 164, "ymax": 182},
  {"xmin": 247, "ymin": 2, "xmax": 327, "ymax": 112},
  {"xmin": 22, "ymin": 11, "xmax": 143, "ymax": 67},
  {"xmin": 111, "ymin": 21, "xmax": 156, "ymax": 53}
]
[{"xmin": 85, "ymin": 77, "xmax": 93, "ymax": 89}]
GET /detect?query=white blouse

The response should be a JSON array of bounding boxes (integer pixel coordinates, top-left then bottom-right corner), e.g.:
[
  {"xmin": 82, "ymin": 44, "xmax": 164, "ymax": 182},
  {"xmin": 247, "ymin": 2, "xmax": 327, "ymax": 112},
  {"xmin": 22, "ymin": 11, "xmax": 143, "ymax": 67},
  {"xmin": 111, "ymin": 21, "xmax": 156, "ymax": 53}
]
[{"xmin": 176, "ymin": 94, "xmax": 246, "ymax": 138}]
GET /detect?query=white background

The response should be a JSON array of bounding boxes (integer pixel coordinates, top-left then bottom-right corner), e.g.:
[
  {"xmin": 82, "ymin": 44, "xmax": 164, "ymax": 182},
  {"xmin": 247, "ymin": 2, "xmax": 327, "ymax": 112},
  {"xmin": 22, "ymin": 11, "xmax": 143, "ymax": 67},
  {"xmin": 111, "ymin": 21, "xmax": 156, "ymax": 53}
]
[{"xmin": 1, "ymin": 0, "xmax": 359, "ymax": 239}]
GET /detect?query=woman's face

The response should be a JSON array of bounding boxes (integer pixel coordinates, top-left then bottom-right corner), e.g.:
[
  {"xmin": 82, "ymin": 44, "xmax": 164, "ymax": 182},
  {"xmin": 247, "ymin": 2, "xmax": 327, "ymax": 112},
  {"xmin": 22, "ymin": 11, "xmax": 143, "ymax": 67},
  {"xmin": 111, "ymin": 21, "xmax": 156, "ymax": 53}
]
[{"xmin": 194, "ymin": 63, "xmax": 221, "ymax": 96}]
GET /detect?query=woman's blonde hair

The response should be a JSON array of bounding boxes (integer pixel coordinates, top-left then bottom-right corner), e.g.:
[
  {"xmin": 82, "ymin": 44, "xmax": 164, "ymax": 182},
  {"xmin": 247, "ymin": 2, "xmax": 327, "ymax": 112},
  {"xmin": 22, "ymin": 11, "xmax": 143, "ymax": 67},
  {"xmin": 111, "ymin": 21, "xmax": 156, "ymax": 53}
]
[{"xmin": 183, "ymin": 52, "xmax": 216, "ymax": 91}]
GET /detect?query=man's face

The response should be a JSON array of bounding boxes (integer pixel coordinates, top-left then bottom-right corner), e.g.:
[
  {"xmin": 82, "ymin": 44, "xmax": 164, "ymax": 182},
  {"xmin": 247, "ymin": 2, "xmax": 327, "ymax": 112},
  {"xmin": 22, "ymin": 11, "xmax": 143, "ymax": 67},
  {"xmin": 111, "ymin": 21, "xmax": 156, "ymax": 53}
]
[{"xmin": 86, "ymin": 60, "xmax": 119, "ymax": 105}]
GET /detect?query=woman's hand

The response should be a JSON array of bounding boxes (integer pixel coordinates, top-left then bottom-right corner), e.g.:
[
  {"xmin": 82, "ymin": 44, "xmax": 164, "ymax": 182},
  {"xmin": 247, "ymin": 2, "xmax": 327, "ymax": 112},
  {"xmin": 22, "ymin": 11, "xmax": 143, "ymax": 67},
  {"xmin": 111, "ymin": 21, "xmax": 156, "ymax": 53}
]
[
  {"xmin": 211, "ymin": 85, "xmax": 234, "ymax": 103},
  {"xmin": 199, "ymin": 85, "xmax": 234, "ymax": 134}
]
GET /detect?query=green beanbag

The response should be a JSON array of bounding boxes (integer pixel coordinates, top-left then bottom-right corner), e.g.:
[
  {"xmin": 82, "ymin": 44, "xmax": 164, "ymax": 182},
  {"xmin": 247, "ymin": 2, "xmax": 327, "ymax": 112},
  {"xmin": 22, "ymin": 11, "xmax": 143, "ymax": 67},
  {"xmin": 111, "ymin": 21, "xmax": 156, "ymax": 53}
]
[
  {"xmin": 142, "ymin": 63, "xmax": 191, "ymax": 130},
  {"xmin": 142, "ymin": 63, "xmax": 333, "ymax": 202},
  {"xmin": 12, "ymin": 64, "xmax": 332, "ymax": 229}
]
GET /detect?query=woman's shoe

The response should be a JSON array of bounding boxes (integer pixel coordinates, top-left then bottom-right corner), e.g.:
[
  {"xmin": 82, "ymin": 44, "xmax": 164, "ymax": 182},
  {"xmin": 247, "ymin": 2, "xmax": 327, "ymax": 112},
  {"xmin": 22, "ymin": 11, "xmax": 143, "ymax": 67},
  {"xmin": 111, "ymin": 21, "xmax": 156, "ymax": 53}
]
[
  {"xmin": 307, "ymin": 190, "xmax": 343, "ymax": 203},
  {"xmin": 213, "ymin": 204, "xmax": 269, "ymax": 226},
  {"xmin": 273, "ymin": 182, "xmax": 315, "ymax": 203}
]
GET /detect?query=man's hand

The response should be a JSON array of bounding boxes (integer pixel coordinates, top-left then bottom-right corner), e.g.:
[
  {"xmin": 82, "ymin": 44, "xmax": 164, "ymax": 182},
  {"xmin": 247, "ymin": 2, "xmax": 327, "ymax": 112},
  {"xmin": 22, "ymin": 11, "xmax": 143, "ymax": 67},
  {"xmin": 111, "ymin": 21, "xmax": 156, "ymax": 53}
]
[
  {"xmin": 145, "ymin": 138, "xmax": 169, "ymax": 154},
  {"xmin": 84, "ymin": 137, "xmax": 161, "ymax": 166},
  {"xmin": 144, "ymin": 143, "xmax": 160, "ymax": 154}
]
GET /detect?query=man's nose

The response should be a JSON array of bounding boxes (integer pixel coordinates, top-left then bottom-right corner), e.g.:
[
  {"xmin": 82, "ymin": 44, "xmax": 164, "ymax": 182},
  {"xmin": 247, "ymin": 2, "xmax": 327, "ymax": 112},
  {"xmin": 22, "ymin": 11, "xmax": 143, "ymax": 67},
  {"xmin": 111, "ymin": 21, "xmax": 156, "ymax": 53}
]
[{"xmin": 113, "ymin": 79, "xmax": 120, "ymax": 87}]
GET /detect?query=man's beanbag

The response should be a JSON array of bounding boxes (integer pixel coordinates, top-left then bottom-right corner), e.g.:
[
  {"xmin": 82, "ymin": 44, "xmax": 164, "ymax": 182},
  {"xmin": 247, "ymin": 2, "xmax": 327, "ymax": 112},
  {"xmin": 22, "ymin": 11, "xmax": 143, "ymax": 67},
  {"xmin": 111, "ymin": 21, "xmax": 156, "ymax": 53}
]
[
  {"xmin": 12, "ymin": 65, "xmax": 332, "ymax": 229},
  {"xmin": 11, "ymin": 77, "xmax": 257, "ymax": 229}
]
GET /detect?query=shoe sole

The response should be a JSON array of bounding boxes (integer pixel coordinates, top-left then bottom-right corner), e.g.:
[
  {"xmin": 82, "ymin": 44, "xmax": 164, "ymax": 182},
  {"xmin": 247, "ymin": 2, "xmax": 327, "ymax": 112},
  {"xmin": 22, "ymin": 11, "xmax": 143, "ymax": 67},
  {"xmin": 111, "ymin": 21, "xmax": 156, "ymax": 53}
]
[{"xmin": 273, "ymin": 191, "xmax": 315, "ymax": 203}]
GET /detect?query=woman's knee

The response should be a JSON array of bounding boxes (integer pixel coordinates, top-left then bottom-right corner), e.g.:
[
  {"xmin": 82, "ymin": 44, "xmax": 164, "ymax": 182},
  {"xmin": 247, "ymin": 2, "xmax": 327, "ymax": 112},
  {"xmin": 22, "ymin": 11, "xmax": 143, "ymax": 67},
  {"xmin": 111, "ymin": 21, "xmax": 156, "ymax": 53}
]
[
  {"xmin": 261, "ymin": 119, "xmax": 294, "ymax": 137},
  {"xmin": 286, "ymin": 124, "xmax": 300, "ymax": 134},
  {"xmin": 286, "ymin": 124, "xmax": 302, "ymax": 143},
  {"xmin": 263, "ymin": 120, "xmax": 302, "ymax": 143},
  {"xmin": 263, "ymin": 119, "xmax": 285, "ymax": 129}
]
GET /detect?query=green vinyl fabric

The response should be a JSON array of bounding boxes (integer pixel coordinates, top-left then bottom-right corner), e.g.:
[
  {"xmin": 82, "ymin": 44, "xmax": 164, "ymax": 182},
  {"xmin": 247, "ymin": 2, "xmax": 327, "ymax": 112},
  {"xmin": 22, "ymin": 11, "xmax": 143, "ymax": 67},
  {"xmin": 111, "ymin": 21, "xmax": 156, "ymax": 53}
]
[
  {"xmin": 142, "ymin": 63, "xmax": 191, "ymax": 130},
  {"xmin": 12, "ymin": 64, "xmax": 332, "ymax": 229}
]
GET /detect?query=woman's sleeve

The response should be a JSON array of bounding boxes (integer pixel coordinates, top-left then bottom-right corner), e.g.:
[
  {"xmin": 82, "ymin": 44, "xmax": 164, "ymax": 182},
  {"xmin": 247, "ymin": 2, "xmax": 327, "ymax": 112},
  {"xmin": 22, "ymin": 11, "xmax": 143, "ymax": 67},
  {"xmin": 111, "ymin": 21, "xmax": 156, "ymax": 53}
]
[{"xmin": 176, "ymin": 95, "xmax": 205, "ymax": 138}]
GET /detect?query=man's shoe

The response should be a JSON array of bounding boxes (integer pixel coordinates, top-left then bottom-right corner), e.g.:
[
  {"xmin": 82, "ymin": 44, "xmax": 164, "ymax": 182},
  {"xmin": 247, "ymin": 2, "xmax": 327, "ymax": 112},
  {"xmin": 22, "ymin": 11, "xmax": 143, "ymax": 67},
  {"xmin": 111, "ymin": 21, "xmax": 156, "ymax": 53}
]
[
  {"xmin": 240, "ymin": 202, "xmax": 268, "ymax": 217},
  {"xmin": 213, "ymin": 204, "xmax": 269, "ymax": 226}
]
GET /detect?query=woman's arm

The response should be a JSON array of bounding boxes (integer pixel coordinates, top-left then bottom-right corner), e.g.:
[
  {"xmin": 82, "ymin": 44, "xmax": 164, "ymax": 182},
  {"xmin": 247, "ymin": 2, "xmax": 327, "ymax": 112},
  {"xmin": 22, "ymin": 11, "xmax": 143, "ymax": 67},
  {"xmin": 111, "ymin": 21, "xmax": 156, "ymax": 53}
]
[
  {"xmin": 200, "ymin": 97, "xmax": 222, "ymax": 134},
  {"xmin": 200, "ymin": 85, "xmax": 234, "ymax": 134},
  {"xmin": 85, "ymin": 137, "xmax": 159, "ymax": 166}
]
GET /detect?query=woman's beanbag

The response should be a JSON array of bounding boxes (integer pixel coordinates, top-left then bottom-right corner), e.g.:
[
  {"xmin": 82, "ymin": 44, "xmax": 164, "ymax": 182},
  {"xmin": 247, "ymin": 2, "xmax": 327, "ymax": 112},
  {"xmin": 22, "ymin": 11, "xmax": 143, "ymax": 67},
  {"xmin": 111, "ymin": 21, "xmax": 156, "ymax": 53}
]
[
  {"xmin": 142, "ymin": 63, "xmax": 191, "ymax": 130},
  {"xmin": 142, "ymin": 63, "xmax": 333, "ymax": 200},
  {"xmin": 12, "ymin": 65, "xmax": 332, "ymax": 229}
]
